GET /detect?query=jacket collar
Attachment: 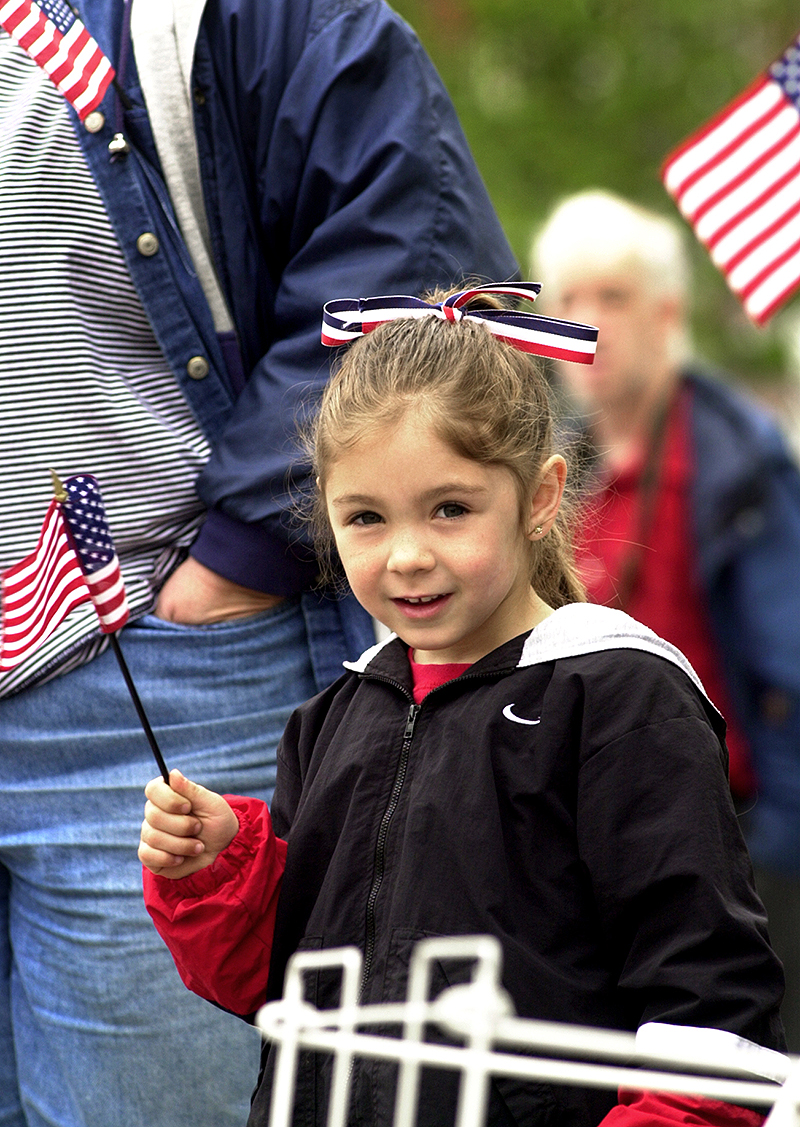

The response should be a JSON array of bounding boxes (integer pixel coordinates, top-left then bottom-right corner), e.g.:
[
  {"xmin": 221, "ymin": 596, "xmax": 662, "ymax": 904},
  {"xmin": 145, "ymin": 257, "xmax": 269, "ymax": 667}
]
[
  {"xmin": 518, "ymin": 603, "xmax": 706, "ymax": 695},
  {"xmin": 345, "ymin": 603, "xmax": 710, "ymax": 703},
  {"xmin": 343, "ymin": 632, "xmax": 527, "ymax": 694}
]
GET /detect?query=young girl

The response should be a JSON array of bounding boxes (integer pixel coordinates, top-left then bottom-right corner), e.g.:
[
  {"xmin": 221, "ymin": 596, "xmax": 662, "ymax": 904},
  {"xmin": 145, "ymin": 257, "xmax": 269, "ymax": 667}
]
[{"xmin": 140, "ymin": 285, "xmax": 785, "ymax": 1127}]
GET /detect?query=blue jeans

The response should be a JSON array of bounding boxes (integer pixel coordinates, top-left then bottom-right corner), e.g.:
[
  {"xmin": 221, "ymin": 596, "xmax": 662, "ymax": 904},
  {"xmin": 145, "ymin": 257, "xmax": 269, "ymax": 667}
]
[{"xmin": 0, "ymin": 599, "xmax": 320, "ymax": 1127}]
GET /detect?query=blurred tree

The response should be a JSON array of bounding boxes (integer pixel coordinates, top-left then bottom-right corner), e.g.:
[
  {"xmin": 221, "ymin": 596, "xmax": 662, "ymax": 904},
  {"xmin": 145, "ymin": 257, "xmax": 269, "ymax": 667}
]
[{"xmin": 392, "ymin": 0, "xmax": 800, "ymax": 388}]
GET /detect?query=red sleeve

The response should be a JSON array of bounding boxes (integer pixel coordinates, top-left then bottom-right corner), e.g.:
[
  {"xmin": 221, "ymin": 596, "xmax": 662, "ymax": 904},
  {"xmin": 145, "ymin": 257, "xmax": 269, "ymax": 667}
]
[
  {"xmin": 600, "ymin": 1090, "xmax": 764, "ymax": 1127},
  {"xmin": 142, "ymin": 795, "xmax": 286, "ymax": 1016}
]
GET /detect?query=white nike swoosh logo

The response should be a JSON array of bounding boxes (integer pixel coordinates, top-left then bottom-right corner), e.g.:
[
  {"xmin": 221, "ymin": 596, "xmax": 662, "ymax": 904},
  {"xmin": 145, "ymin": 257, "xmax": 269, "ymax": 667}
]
[{"xmin": 502, "ymin": 704, "xmax": 541, "ymax": 726}]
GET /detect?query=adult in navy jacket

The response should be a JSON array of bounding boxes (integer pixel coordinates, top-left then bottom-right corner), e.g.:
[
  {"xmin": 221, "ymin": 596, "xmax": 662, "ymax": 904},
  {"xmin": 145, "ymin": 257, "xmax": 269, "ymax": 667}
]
[
  {"xmin": 0, "ymin": 1, "xmax": 517, "ymax": 1125},
  {"xmin": 689, "ymin": 370, "xmax": 800, "ymax": 879}
]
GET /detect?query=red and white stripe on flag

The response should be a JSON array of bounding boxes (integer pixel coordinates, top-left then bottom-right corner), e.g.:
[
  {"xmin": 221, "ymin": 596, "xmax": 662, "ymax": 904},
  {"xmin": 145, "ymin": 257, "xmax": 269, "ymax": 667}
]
[
  {"xmin": 0, "ymin": 0, "xmax": 114, "ymax": 121},
  {"xmin": 662, "ymin": 35, "xmax": 800, "ymax": 325},
  {"xmin": 84, "ymin": 555, "xmax": 129, "ymax": 633},
  {"xmin": 0, "ymin": 500, "xmax": 91, "ymax": 672}
]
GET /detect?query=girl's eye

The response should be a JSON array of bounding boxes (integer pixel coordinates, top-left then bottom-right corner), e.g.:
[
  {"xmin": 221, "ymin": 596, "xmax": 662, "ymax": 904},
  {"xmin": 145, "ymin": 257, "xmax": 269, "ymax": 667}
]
[
  {"xmin": 351, "ymin": 511, "xmax": 383, "ymax": 526},
  {"xmin": 436, "ymin": 502, "xmax": 467, "ymax": 519}
]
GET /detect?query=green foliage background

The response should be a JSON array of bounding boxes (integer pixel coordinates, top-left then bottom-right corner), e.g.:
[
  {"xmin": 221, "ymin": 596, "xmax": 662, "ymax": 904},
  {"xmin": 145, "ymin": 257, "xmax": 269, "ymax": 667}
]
[{"xmin": 391, "ymin": 0, "xmax": 800, "ymax": 387}]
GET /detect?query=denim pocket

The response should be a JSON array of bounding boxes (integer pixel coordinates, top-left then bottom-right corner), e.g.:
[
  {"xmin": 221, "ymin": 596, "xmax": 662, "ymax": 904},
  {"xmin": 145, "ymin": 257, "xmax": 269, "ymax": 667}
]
[{"xmin": 113, "ymin": 598, "xmax": 317, "ymax": 793}]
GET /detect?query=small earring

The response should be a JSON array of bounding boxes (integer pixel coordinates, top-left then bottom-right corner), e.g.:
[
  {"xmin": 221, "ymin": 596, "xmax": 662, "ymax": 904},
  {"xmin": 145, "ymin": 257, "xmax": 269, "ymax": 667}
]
[{"xmin": 533, "ymin": 524, "xmax": 544, "ymax": 536}]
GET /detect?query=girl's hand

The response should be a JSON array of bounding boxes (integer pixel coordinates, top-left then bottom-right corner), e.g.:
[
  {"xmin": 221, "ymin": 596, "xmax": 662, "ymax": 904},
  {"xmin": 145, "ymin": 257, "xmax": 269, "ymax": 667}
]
[{"xmin": 138, "ymin": 769, "xmax": 239, "ymax": 880}]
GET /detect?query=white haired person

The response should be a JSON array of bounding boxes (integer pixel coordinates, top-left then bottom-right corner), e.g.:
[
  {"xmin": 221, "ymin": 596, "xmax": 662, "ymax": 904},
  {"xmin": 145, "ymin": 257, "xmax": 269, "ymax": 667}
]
[{"xmin": 532, "ymin": 189, "xmax": 800, "ymax": 1050}]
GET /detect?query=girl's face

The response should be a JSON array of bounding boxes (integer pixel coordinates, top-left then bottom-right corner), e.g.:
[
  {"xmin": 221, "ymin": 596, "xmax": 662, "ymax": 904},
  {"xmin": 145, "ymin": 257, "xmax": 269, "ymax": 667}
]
[{"xmin": 324, "ymin": 408, "xmax": 564, "ymax": 664}]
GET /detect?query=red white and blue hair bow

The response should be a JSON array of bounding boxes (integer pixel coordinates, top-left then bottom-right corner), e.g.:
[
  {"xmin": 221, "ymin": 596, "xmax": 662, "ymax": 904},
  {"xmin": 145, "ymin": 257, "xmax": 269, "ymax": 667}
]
[{"xmin": 321, "ymin": 282, "xmax": 598, "ymax": 364}]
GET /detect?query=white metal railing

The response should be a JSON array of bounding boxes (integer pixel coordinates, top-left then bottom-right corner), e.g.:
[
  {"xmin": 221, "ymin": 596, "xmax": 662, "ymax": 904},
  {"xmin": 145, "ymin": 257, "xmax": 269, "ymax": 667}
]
[{"xmin": 255, "ymin": 934, "xmax": 800, "ymax": 1127}]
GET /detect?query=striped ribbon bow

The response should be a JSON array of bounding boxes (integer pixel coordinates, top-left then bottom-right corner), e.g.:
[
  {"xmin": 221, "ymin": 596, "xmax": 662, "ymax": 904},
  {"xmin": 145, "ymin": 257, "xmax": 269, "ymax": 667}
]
[{"xmin": 321, "ymin": 282, "xmax": 598, "ymax": 364}]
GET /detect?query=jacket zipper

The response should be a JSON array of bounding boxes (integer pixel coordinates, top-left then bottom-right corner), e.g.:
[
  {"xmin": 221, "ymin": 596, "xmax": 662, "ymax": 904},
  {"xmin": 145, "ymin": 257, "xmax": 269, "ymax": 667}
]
[
  {"xmin": 359, "ymin": 701, "xmax": 420, "ymax": 999},
  {"xmin": 354, "ymin": 660, "xmax": 514, "ymax": 1001}
]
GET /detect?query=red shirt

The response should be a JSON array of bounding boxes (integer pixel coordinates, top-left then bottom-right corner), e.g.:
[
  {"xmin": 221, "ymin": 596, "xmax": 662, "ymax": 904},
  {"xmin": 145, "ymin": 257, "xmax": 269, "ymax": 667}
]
[
  {"xmin": 575, "ymin": 387, "xmax": 755, "ymax": 797},
  {"xmin": 409, "ymin": 652, "xmax": 472, "ymax": 703}
]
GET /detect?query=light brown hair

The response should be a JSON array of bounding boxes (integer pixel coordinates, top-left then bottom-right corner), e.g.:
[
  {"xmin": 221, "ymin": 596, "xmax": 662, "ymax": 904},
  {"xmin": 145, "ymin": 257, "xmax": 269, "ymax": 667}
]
[{"xmin": 306, "ymin": 287, "xmax": 586, "ymax": 608}]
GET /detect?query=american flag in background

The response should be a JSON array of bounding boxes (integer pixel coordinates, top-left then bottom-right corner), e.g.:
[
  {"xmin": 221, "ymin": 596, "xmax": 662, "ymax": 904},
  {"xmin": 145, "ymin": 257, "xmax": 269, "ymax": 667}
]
[
  {"xmin": 0, "ymin": 474, "xmax": 129, "ymax": 673},
  {"xmin": 662, "ymin": 34, "xmax": 800, "ymax": 325},
  {"xmin": 0, "ymin": 0, "xmax": 114, "ymax": 121}
]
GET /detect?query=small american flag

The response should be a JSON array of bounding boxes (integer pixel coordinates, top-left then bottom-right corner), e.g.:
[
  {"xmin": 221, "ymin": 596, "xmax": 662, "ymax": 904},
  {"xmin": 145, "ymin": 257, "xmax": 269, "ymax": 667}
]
[
  {"xmin": 662, "ymin": 34, "xmax": 800, "ymax": 325},
  {"xmin": 60, "ymin": 474, "xmax": 129, "ymax": 631},
  {"xmin": 0, "ymin": 474, "xmax": 129, "ymax": 672},
  {"xmin": 0, "ymin": 0, "xmax": 114, "ymax": 121}
]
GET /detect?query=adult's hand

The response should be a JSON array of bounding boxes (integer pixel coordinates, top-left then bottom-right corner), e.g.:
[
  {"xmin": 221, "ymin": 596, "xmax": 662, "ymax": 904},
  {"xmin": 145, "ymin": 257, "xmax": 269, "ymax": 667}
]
[{"xmin": 154, "ymin": 556, "xmax": 284, "ymax": 624}]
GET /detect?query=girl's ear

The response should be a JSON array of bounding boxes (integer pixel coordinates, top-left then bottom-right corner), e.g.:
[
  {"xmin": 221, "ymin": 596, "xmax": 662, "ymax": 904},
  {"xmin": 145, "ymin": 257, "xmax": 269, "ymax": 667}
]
[{"xmin": 526, "ymin": 455, "xmax": 567, "ymax": 540}]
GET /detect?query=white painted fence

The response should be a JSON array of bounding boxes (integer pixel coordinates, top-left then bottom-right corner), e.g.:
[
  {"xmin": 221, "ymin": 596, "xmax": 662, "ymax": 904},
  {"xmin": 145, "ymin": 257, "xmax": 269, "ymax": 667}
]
[{"xmin": 256, "ymin": 934, "xmax": 800, "ymax": 1127}]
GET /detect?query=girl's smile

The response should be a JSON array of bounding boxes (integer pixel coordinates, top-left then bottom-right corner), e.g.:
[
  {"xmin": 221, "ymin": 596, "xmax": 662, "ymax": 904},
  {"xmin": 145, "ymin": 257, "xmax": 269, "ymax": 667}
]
[
  {"xmin": 324, "ymin": 408, "xmax": 561, "ymax": 664},
  {"xmin": 392, "ymin": 592, "xmax": 453, "ymax": 619}
]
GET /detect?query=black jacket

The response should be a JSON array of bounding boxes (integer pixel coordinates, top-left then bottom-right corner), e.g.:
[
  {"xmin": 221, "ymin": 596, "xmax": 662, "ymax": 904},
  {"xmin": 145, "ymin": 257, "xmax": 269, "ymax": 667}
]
[{"xmin": 254, "ymin": 604, "xmax": 785, "ymax": 1127}]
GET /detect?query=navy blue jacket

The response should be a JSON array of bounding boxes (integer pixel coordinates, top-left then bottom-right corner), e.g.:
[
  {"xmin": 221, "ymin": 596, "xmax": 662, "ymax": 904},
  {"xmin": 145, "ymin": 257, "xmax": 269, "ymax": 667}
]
[
  {"xmin": 71, "ymin": 0, "xmax": 518, "ymax": 605},
  {"xmin": 688, "ymin": 370, "xmax": 800, "ymax": 875}
]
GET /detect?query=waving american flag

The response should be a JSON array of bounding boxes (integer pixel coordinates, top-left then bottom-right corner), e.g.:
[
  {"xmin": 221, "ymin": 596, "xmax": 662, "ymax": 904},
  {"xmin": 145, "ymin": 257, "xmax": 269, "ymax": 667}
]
[
  {"xmin": 663, "ymin": 33, "xmax": 800, "ymax": 325},
  {"xmin": 0, "ymin": 474, "xmax": 129, "ymax": 672}
]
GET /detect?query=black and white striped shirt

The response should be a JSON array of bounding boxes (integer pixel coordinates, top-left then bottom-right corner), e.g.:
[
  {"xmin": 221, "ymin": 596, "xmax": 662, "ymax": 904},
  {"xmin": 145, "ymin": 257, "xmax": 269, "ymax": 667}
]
[{"xmin": 0, "ymin": 30, "xmax": 211, "ymax": 695}]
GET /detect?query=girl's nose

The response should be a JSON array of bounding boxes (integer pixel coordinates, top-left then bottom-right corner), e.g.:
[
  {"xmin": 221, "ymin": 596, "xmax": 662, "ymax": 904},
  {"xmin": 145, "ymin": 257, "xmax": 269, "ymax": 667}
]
[{"xmin": 387, "ymin": 531, "xmax": 434, "ymax": 573}]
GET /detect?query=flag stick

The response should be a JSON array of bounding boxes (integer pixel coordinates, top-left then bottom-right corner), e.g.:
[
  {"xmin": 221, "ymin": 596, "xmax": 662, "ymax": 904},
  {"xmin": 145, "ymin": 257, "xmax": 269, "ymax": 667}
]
[{"xmin": 109, "ymin": 633, "xmax": 170, "ymax": 783}]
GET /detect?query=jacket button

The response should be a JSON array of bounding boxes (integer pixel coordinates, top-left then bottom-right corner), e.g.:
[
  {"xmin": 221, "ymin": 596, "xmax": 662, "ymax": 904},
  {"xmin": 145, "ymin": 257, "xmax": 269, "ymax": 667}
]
[
  {"xmin": 84, "ymin": 111, "xmax": 105, "ymax": 133},
  {"xmin": 193, "ymin": 87, "xmax": 206, "ymax": 105},
  {"xmin": 186, "ymin": 355, "xmax": 209, "ymax": 380},
  {"xmin": 136, "ymin": 232, "xmax": 159, "ymax": 257},
  {"xmin": 108, "ymin": 132, "xmax": 130, "ymax": 156}
]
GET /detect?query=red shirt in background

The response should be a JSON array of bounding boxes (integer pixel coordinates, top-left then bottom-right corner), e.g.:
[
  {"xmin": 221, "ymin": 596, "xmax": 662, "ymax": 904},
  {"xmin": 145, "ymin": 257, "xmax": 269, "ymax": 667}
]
[{"xmin": 574, "ymin": 385, "xmax": 755, "ymax": 798}]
